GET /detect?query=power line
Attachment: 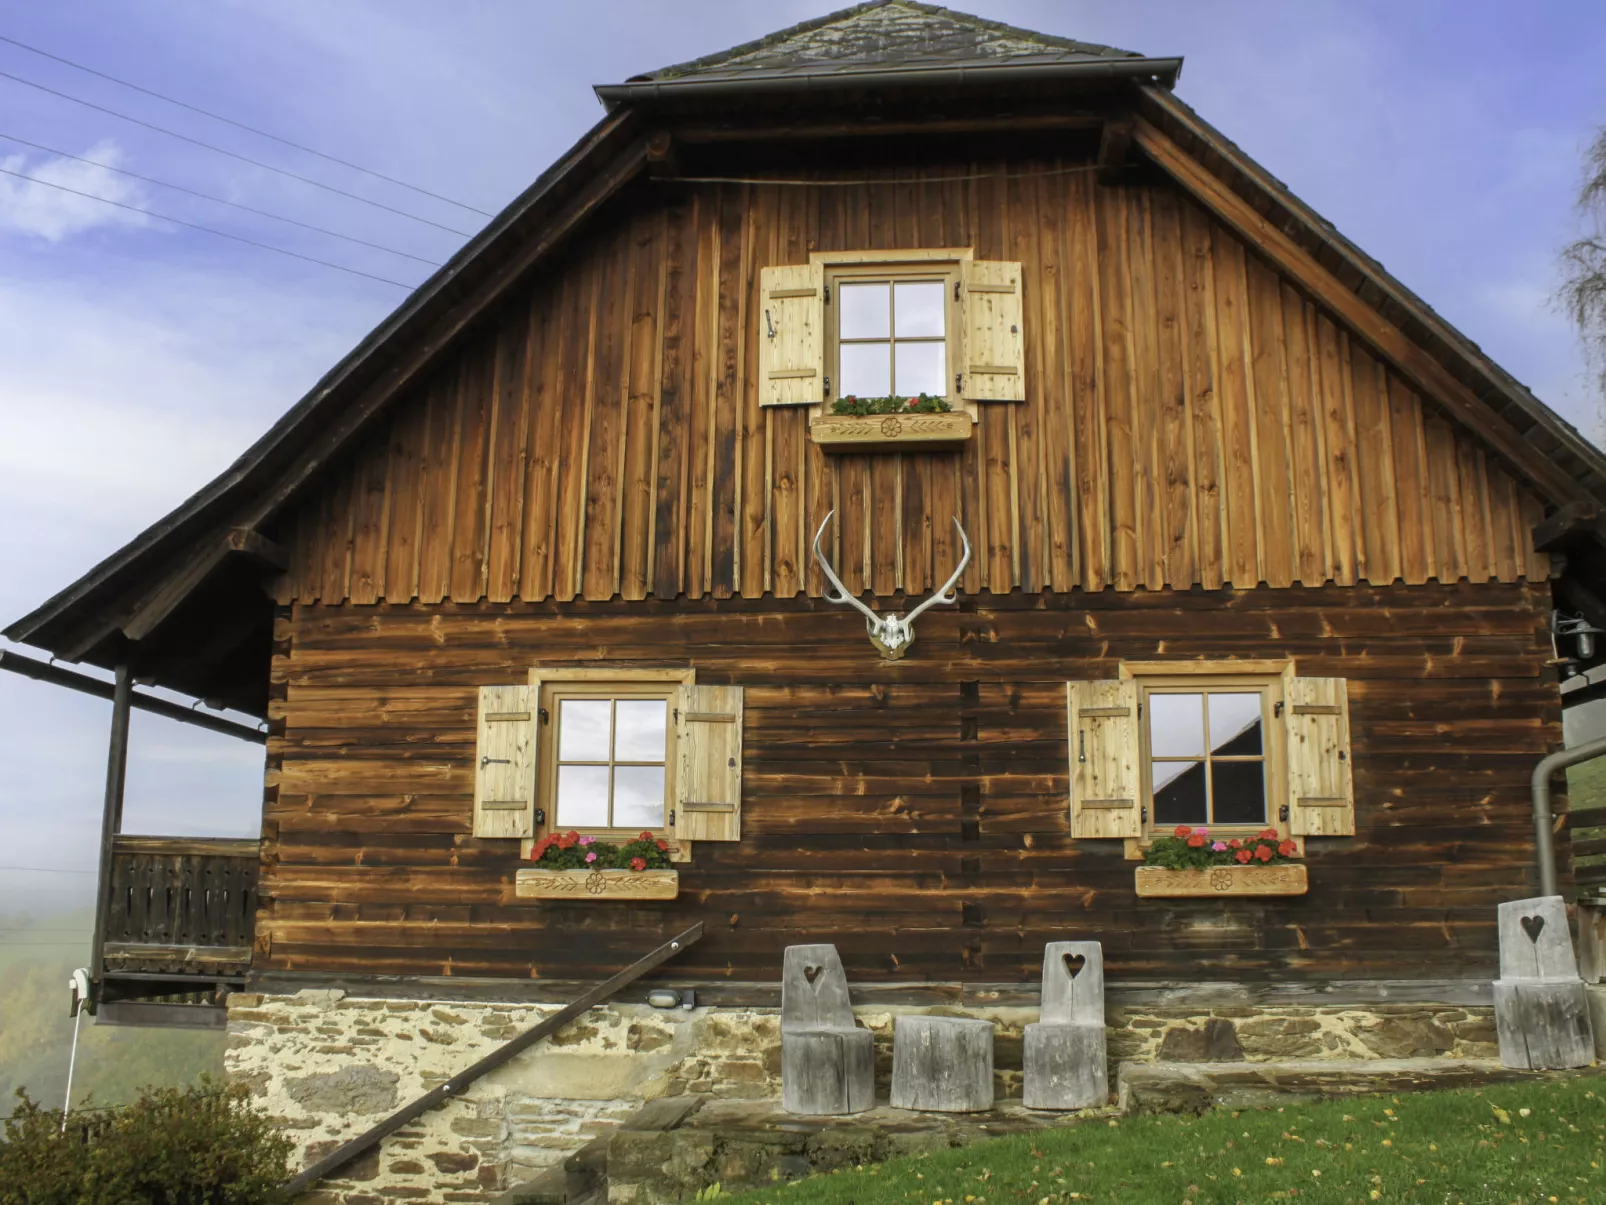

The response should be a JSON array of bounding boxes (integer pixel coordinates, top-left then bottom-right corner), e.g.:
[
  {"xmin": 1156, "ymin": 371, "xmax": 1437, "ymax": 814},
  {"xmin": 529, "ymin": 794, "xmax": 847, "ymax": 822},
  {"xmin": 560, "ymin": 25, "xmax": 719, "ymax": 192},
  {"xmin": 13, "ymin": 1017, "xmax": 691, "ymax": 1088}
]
[
  {"xmin": 0, "ymin": 31, "xmax": 493, "ymax": 216},
  {"xmin": 0, "ymin": 132, "xmax": 442, "ymax": 266},
  {"xmin": 0, "ymin": 865, "xmax": 93, "ymax": 874},
  {"xmin": 0, "ymin": 164, "xmax": 416, "ymax": 288},
  {"xmin": 0, "ymin": 67, "xmax": 474, "ymax": 237}
]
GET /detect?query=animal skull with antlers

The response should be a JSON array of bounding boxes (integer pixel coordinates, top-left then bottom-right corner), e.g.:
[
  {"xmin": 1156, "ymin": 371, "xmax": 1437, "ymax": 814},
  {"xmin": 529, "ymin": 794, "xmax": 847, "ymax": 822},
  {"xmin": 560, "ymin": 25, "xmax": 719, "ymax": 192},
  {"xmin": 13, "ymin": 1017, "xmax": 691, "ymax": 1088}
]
[{"xmin": 812, "ymin": 511, "xmax": 973, "ymax": 660}]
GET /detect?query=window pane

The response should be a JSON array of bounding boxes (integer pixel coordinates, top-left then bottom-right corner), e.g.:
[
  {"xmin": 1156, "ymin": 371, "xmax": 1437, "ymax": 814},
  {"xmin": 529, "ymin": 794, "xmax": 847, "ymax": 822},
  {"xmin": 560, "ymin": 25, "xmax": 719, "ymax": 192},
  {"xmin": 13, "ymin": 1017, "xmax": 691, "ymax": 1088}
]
[
  {"xmin": 1152, "ymin": 760, "xmax": 1207, "ymax": 825},
  {"xmin": 1212, "ymin": 760, "xmax": 1268, "ymax": 825},
  {"xmin": 613, "ymin": 765, "xmax": 666, "ymax": 829},
  {"xmin": 1208, "ymin": 693, "xmax": 1263, "ymax": 757},
  {"xmin": 839, "ymin": 342, "xmax": 892, "ymax": 397},
  {"xmin": 614, "ymin": 700, "xmax": 667, "ymax": 762},
  {"xmin": 894, "ymin": 340, "xmax": 947, "ymax": 397},
  {"xmin": 1148, "ymin": 693, "xmax": 1204, "ymax": 758},
  {"xmin": 894, "ymin": 281, "xmax": 945, "ymax": 337},
  {"xmin": 555, "ymin": 764, "xmax": 610, "ymax": 827},
  {"xmin": 558, "ymin": 699, "xmax": 611, "ymax": 761},
  {"xmin": 839, "ymin": 282, "xmax": 890, "ymax": 339}
]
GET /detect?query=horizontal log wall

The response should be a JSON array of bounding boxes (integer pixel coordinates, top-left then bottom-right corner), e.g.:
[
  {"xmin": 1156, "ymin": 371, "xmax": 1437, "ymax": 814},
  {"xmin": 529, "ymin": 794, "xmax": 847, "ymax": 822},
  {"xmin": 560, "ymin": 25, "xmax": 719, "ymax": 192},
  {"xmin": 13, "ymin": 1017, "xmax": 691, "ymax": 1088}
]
[
  {"xmin": 258, "ymin": 581, "xmax": 1559, "ymax": 985},
  {"xmin": 278, "ymin": 162, "xmax": 1547, "ymax": 608}
]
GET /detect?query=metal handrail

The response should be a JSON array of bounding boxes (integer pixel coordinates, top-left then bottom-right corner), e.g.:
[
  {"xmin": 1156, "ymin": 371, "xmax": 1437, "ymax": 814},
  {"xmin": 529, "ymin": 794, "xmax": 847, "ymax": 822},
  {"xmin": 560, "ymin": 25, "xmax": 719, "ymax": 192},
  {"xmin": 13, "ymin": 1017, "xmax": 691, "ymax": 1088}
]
[{"xmin": 1531, "ymin": 735, "xmax": 1606, "ymax": 897}]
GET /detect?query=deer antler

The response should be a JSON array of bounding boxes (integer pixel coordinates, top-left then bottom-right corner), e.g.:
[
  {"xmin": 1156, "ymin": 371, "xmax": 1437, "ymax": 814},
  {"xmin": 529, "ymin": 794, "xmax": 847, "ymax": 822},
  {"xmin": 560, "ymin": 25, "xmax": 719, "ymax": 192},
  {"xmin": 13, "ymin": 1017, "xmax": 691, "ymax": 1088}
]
[{"xmin": 811, "ymin": 511, "xmax": 972, "ymax": 660}]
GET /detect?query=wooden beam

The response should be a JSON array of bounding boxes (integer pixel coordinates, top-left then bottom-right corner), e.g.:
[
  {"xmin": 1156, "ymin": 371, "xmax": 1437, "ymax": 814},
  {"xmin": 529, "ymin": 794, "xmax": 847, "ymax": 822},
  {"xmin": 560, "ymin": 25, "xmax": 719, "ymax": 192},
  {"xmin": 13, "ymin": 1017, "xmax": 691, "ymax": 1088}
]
[
  {"xmin": 1533, "ymin": 501, "xmax": 1604, "ymax": 551},
  {"xmin": 283, "ymin": 922, "xmax": 703, "ymax": 1195},
  {"xmin": 1097, "ymin": 117, "xmax": 1133, "ymax": 185},
  {"xmin": 1129, "ymin": 116, "xmax": 1593, "ymax": 510},
  {"xmin": 224, "ymin": 526, "xmax": 287, "ymax": 570},
  {"xmin": 672, "ymin": 112, "xmax": 1104, "ymax": 144},
  {"xmin": 645, "ymin": 130, "xmax": 680, "ymax": 179}
]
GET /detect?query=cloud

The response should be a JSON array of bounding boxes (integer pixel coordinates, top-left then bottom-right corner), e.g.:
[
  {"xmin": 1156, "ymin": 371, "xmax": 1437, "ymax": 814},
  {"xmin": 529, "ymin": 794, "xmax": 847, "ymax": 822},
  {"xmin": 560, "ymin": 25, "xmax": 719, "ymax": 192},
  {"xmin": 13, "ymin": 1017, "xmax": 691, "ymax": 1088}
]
[{"xmin": 0, "ymin": 141, "xmax": 153, "ymax": 242}]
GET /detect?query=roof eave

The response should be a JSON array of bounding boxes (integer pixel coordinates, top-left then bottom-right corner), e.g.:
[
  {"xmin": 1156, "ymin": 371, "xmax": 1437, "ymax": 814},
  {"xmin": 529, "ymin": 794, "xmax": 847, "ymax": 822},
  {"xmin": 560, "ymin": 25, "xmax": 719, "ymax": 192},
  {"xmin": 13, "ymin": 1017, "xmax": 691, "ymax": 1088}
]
[{"xmin": 594, "ymin": 56, "xmax": 1183, "ymax": 110}]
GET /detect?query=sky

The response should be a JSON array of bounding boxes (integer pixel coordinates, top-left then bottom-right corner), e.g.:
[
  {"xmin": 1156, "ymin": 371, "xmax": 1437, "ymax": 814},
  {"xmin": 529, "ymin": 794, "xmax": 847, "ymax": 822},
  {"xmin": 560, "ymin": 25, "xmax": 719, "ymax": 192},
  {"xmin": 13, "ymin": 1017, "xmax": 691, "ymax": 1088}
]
[{"xmin": 1, "ymin": 0, "xmax": 1604, "ymax": 921}]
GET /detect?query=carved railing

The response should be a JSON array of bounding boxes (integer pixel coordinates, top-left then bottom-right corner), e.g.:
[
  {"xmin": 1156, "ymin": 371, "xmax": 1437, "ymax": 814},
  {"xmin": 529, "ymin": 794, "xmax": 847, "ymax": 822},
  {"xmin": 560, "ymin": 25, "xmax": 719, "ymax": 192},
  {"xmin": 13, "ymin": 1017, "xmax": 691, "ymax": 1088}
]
[{"xmin": 102, "ymin": 836, "xmax": 260, "ymax": 978}]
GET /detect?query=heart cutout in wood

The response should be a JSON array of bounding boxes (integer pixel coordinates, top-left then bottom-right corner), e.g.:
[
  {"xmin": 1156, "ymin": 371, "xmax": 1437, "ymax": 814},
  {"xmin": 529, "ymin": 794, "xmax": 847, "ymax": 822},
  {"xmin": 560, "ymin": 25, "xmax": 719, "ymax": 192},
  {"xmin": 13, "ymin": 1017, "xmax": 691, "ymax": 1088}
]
[
  {"xmin": 803, "ymin": 964, "xmax": 822, "ymax": 986},
  {"xmin": 1520, "ymin": 914, "xmax": 1546, "ymax": 944},
  {"xmin": 1062, "ymin": 952, "xmax": 1086, "ymax": 979}
]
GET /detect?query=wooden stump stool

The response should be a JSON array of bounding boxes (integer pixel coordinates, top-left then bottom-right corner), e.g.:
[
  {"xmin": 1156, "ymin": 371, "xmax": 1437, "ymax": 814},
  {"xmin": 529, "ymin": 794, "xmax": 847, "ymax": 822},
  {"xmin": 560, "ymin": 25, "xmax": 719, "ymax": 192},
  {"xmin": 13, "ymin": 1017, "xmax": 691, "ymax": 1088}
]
[
  {"xmin": 1493, "ymin": 897, "xmax": 1594, "ymax": 1070},
  {"xmin": 1023, "ymin": 941, "xmax": 1108, "ymax": 1110},
  {"xmin": 890, "ymin": 1015, "xmax": 994, "ymax": 1112},
  {"xmin": 780, "ymin": 944, "xmax": 874, "ymax": 1115}
]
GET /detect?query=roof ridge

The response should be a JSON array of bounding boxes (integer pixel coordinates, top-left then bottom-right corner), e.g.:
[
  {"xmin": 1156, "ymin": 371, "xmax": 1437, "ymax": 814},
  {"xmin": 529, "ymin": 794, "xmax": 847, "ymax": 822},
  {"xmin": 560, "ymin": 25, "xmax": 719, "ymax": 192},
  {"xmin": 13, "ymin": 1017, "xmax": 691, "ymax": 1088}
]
[{"xmin": 641, "ymin": 0, "xmax": 1140, "ymax": 83}]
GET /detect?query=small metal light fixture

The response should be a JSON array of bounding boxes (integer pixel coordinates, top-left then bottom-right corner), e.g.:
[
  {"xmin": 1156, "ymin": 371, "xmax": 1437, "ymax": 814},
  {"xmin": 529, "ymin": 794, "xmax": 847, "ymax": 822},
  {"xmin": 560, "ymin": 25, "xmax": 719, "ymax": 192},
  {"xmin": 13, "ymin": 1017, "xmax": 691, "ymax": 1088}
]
[{"xmin": 1552, "ymin": 610, "xmax": 1605, "ymax": 666}]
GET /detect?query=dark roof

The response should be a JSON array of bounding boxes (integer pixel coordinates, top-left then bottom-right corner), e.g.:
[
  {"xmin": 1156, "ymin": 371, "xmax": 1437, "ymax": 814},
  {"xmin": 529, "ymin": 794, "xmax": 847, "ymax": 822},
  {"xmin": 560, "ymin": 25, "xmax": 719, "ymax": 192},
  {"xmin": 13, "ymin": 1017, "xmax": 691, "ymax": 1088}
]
[{"xmin": 643, "ymin": 0, "xmax": 1142, "ymax": 83}]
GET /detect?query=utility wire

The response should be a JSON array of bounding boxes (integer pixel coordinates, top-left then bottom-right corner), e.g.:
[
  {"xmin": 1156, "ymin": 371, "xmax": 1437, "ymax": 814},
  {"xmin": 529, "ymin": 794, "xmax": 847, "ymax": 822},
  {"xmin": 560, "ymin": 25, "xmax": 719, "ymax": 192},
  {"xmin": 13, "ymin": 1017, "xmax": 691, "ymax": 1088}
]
[
  {"xmin": 0, "ymin": 866, "xmax": 93, "ymax": 874},
  {"xmin": 0, "ymin": 131, "xmax": 442, "ymax": 266},
  {"xmin": 0, "ymin": 31, "xmax": 493, "ymax": 216},
  {"xmin": 0, "ymin": 67, "xmax": 473, "ymax": 236},
  {"xmin": 0, "ymin": 165, "xmax": 414, "ymax": 287}
]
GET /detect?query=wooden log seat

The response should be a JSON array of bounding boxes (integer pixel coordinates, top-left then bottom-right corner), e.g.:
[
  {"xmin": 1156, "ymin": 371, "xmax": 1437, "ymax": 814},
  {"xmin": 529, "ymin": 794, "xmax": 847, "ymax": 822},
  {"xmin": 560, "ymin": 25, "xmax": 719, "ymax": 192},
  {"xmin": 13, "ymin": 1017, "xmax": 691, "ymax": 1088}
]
[
  {"xmin": 1493, "ymin": 896, "xmax": 1595, "ymax": 1070},
  {"xmin": 1023, "ymin": 940, "xmax": 1109, "ymax": 1111},
  {"xmin": 780, "ymin": 944, "xmax": 873, "ymax": 1115},
  {"xmin": 891, "ymin": 1015, "xmax": 995, "ymax": 1112}
]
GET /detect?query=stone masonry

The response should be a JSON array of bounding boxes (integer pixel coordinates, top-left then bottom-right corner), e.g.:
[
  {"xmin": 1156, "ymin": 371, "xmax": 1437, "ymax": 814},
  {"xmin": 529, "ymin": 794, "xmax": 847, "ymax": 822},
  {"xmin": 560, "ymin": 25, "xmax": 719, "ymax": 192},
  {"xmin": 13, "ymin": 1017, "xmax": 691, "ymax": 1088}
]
[{"xmin": 227, "ymin": 991, "xmax": 1499, "ymax": 1204}]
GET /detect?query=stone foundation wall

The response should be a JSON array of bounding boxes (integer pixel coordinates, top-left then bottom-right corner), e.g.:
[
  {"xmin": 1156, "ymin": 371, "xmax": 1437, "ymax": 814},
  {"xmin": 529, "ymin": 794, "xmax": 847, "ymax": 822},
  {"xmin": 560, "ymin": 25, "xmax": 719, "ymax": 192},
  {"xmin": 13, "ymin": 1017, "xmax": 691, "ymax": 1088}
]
[{"xmin": 227, "ymin": 991, "xmax": 1498, "ymax": 1204}]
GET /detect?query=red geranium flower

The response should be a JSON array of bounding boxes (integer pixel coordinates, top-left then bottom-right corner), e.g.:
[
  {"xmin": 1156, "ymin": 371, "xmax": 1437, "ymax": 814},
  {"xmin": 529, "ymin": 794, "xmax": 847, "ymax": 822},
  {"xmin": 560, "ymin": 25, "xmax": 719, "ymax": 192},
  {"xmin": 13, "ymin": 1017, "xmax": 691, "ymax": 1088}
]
[
  {"xmin": 1186, "ymin": 833, "xmax": 1206, "ymax": 848},
  {"xmin": 1235, "ymin": 848, "xmax": 1252, "ymax": 863},
  {"xmin": 1254, "ymin": 844, "xmax": 1274, "ymax": 862},
  {"xmin": 1173, "ymin": 825, "xmax": 1192, "ymax": 838},
  {"xmin": 629, "ymin": 856, "xmax": 648, "ymax": 871},
  {"xmin": 1277, "ymin": 840, "xmax": 1297, "ymax": 857}
]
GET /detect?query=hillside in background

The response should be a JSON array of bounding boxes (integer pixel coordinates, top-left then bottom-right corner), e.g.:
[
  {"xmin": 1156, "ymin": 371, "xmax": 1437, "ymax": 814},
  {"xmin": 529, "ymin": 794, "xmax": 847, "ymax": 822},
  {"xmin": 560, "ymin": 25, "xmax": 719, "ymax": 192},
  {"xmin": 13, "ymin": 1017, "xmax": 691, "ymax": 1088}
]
[{"xmin": 0, "ymin": 913, "xmax": 224, "ymax": 1115}]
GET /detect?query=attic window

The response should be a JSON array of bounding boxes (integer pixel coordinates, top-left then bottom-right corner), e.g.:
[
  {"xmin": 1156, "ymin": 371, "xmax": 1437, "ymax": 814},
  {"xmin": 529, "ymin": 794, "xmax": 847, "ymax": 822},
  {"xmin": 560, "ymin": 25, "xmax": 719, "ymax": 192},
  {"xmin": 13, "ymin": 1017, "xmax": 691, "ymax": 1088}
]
[{"xmin": 835, "ymin": 275, "xmax": 951, "ymax": 399}]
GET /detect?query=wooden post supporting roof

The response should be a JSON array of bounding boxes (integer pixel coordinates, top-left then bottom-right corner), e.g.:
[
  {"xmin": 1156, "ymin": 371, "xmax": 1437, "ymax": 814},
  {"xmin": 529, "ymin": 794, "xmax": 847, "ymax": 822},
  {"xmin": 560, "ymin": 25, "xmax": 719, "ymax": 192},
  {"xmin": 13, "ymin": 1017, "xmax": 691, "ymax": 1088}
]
[{"xmin": 88, "ymin": 663, "xmax": 133, "ymax": 1012}]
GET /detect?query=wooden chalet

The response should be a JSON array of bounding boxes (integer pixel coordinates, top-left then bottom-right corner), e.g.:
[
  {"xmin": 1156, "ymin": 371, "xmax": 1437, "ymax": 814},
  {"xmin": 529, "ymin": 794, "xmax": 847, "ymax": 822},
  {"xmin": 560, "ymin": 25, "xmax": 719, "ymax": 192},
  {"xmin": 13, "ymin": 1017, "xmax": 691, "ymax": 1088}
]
[{"xmin": 11, "ymin": 1, "xmax": 1606, "ymax": 1028}]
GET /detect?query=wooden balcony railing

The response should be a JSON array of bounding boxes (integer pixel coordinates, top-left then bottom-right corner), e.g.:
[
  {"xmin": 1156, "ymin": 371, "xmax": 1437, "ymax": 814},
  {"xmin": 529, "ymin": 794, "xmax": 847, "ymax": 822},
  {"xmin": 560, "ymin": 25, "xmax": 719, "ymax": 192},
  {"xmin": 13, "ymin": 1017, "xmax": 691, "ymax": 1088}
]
[{"xmin": 102, "ymin": 836, "xmax": 260, "ymax": 979}]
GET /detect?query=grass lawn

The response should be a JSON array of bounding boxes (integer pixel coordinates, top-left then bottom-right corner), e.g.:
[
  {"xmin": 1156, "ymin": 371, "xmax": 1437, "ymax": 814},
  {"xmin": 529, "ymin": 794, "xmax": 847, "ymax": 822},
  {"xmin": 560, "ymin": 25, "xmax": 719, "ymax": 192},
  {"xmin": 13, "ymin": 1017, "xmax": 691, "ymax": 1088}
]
[{"xmin": 710, "ymin": 1077, "xmax": 1606, "ymax": 1205}]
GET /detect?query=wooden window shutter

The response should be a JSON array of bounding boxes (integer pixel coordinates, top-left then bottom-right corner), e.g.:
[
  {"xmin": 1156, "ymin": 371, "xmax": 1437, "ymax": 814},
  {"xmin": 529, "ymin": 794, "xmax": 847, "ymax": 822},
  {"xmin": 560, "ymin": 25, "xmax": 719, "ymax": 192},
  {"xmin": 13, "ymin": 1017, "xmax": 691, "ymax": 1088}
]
[
  {"xmin": 1067, "ymin": 680, "xmax": 1140, "ymax": 838},
  {"xmin": 961, "ymin": 259, "xmax": 1025, "ymax": 402},
  {"xmin": 473, "ymin": 684, "xmax": 537, "ymax": 838},
  {"xmin": 675, "ymin": 685, "xmax": 743, "ymax": 841},
  {"xmin": 1283, "ymin": 675, "xmax": 1355, "ymax": 836},
  {"xmin": 758, "ymin": 264, "xmax": 824, "ymax": 406}
]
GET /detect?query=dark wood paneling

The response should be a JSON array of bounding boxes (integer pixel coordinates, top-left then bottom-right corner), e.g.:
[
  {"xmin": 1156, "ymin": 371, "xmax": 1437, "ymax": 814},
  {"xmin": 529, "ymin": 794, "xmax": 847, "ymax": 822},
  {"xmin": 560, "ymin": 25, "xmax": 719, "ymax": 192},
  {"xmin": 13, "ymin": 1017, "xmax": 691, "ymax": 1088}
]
[{"xmin": 257, "ymin": 581, "xmax": 1558, "ymax": 986}]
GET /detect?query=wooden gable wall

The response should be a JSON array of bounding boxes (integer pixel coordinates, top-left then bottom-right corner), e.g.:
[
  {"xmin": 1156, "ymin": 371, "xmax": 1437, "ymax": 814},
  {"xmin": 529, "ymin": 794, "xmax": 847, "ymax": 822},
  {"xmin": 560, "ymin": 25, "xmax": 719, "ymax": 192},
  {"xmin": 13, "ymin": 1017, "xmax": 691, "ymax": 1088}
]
[{"xmin": 277, "ymin": 158, "xmax": 1548, "ymax": 606}]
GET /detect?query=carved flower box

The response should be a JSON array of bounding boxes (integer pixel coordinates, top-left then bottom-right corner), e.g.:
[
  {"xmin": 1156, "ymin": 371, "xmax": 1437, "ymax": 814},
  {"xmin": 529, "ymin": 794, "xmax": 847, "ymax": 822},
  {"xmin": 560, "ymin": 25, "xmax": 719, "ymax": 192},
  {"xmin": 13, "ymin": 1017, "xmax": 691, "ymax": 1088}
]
[
  {"xmin": 810, "ymin": 410, "xmax": 972, "ymax": 453},
  {"xmin": 1134, "ymin": 863, "xmax": 1307, "ymax": 898},
  {"xmin": 515, "ymin": 868, "xmax": 679, "ymax": 901}
]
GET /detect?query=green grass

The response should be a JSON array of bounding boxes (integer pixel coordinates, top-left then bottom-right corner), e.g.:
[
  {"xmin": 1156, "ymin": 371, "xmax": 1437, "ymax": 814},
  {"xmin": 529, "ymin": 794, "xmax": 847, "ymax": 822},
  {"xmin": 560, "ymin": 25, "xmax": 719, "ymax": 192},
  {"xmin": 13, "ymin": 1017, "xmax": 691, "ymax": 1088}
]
[{"xmin": 711, "ymin": 1078, "xmax": 1606, "ymax": 1205}]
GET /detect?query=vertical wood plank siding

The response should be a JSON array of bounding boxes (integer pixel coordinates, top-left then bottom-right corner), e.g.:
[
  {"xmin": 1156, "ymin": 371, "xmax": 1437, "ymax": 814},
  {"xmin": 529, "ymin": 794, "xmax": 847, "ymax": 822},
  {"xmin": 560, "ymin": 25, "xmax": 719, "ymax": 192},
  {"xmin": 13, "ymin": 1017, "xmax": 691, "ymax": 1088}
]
[
  {"xmin": 282, "ymin": 163, "xmax": 1546, "ymax": 605},
  {"xmin": 260, "ymin": 582, "xmax": 1557, "ymax": 983}
]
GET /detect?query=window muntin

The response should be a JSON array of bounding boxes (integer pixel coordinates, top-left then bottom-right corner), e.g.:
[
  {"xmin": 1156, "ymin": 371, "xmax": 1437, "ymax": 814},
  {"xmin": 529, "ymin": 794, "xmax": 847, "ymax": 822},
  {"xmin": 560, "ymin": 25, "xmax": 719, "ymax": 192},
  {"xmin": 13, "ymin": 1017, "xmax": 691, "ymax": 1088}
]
[
  {"xmin": 833, "ymin": 272, "xmax": 953, "ymax": 399},
  {"xmin": 548, "ymin": 689, "xmax": 672, "ymax": 832},
  {"xmin": 1144, "ymin": 686, "xmax": 1271, "ymax": 829}
]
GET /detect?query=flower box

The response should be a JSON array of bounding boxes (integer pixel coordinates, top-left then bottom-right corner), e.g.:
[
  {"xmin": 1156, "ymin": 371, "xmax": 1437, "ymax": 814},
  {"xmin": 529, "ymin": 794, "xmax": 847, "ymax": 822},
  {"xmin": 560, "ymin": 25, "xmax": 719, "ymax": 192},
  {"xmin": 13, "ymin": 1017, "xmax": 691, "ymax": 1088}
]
[
  {"xmin": 515, "ymin": 868, "xmax": 679, "ymax": 900},
  {"xmin": 1133, "ymin": 863, "xmax": 1308, "ymax": 898},
  {"xmin": 810, "ymin": 410, "xmax": 972, "ymax": 453}
]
